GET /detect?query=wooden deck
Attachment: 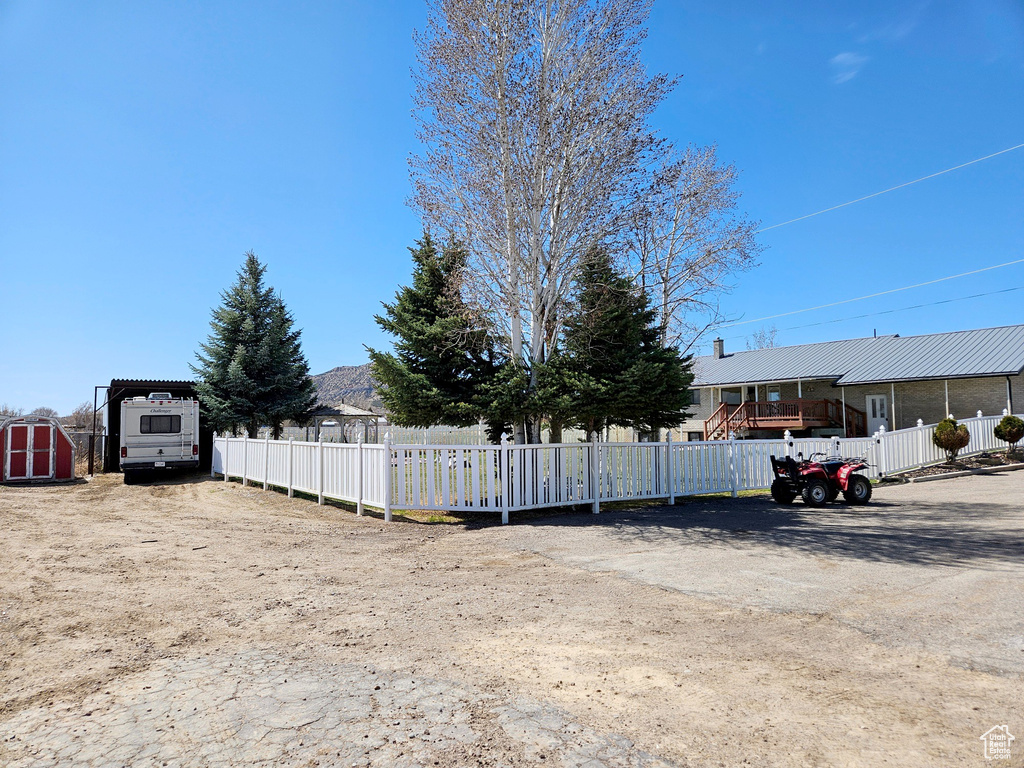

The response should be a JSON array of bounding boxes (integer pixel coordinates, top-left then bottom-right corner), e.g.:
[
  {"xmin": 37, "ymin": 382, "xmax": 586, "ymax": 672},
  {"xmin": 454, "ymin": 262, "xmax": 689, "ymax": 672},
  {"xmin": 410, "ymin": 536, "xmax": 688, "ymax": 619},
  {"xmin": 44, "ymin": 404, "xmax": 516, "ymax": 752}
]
[{"xmin": 704, "ymin": 399, "xmax": 867, "ymax": 440}]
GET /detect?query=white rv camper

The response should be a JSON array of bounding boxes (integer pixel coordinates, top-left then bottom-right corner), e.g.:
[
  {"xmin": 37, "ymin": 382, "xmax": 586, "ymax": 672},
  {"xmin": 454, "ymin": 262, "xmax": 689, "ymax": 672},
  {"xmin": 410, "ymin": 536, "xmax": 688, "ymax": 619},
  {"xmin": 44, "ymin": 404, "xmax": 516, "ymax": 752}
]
[{"xmin": 119, "ymin": 393, "xmax": 200, "ymax": 483}]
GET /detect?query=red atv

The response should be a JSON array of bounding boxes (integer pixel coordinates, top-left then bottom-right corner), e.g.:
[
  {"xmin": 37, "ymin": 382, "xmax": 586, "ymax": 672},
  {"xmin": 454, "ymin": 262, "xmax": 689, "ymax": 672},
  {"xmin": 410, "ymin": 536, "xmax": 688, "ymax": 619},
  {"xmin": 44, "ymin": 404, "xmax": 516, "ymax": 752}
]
[{"xmin": 769, "ymin": 452, "xmax": 872, "ymax": 507}]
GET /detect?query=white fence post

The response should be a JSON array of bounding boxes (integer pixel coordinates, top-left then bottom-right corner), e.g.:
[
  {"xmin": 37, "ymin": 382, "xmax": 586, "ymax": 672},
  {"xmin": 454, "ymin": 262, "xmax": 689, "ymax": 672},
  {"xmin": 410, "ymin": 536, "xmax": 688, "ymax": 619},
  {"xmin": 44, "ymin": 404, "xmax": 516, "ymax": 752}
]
[
  {"xmin": 916, "ymin": 419, "xmax": 925, "ymax": 467},
  {"xmin": 666, "ymin": 432, "xmax": 675, "ymax": 506},
  {"xmin": 500, "ymin": 433, "xmax": 510, "ymax": 525},
  {"xmin": 383, "ymin": 434, "xmax": 393, "ymax": 522},
  {"xmin": 318, "ymin": 437, "xmax": 325, "ymax": 506},
  {"xmin": 223, "ymin": 436, "xmax": 229, "ymax": 482},
  {"xmin": 287, "ymin": 438, "xmax": 294, "ymax": 498},
  {"xmin": 876, "ymin": 426, "xmax": 887, "ymax": 477},
  {"xmin": 590, "ymin": 434, "xmax": 600, "ymax": 514},
  {"xmin": 242, "ymin": 437, "xmax": 248, "ymax": 487},
  {"xmin": 211, "ymin": 433, "xmax": 217, "ymax": 478},
  {"xmin": 729, "ymin": 433, "xmax": 738, "ymax": 498},
  {"xmin": 356, "ymin": 436, "xmax": 364, "ymax": 516},
  {"xmin": 263, "ymin": 434, "xmax": 270, "ymax": 491},
  {"xmin": 783, "ymin": 430, "xmax": 792, "ymax": 458}
]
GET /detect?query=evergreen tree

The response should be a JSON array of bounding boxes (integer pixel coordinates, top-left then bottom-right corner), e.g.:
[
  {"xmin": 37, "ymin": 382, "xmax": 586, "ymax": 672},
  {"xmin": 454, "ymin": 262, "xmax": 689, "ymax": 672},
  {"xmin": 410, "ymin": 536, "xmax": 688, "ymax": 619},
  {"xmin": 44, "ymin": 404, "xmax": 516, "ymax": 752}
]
[
  {"xmin": 368, "ymin": 235, "xmax": 501, "ymax": 433},
  {"xmin": 193, "ymin": 252, "xmax": 318, "ymax": 438},
  {"xmin": 542, "ymin": 248, "xmax": 693, "ymax": 439}
]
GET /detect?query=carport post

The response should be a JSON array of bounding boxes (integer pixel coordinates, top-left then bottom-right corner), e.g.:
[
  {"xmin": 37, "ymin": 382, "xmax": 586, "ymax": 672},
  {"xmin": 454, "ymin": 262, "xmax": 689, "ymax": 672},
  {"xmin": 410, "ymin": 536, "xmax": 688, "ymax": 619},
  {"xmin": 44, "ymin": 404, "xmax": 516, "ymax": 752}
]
[
  {"xmin": 356, "ymin": 436, "xmax": 364, "ymax": 516},
  {"xmin": 318, "ymin": 437, "xmax": 325, "ymax": 505},
  {"xmin": 590, "ymin": 434, "xmax": 600, "ymax": 514},
  {"xmin": 287, "ymin": 438, "xmax": 294, "ymax": 498}
]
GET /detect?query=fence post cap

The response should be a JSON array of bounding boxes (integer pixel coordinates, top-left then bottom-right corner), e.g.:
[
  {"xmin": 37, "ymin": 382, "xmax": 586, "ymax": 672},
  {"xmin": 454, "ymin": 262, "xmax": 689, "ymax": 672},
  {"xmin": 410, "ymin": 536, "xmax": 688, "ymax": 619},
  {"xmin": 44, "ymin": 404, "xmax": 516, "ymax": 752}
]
[
  {"xmin": 977, "ymin": 410, "xmax": 984, "ymax": 418},
  {"xmin": 500, "ymin": 432, "xmax": 509, "ymax": 445},
  {"xmin": 878, "ymin": 425, "xmax": 886, "ymax": 433},
  {"xmin": 783, "ymin": 430, "xmax": 792, "ymax": 439},
  {"xmin": 948, "ymin": 413, "xmax": 954, "ymax": 420},
  {"xmin": 1004, "ymin": 408, "xmax": 1010, "ymax": 416},
  {"xmin": 916, "ymin": 419, "xmax": 923, "ymax": 427},
  {"xmin": 357, "ymin": 435, "xmax": 364, "ymax": 444}
]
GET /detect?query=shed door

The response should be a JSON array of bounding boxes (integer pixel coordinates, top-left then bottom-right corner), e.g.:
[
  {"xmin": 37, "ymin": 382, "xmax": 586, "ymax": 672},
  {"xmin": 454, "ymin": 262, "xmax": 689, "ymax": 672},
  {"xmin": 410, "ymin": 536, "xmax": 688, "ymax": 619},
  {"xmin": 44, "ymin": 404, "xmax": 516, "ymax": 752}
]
[{"xmin": 5, "ymin": 424, "xmax": 55, "ymax": 480}]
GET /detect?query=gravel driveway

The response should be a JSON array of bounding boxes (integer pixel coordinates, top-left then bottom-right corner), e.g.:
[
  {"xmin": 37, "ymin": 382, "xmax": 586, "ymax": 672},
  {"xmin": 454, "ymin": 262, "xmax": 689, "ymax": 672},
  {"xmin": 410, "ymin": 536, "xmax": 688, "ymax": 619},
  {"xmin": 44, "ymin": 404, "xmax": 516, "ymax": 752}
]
[
  {"xmin": 0, "ymin": 471, "xmax": 1020, "ymax": 767},
  {"xmin": 493, "ymin": 471, "xmax": 1024, "ymax": 676}
]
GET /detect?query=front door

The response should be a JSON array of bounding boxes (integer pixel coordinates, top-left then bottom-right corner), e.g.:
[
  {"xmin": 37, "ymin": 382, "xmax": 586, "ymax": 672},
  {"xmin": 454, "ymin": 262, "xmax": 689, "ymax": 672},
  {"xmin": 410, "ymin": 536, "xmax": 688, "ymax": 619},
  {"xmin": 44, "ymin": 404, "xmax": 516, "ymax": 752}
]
[
  {"xmin": 865, "ymin": 395, "xmax": 889, "ymax": 433},
  {"xmin": 5, "ymin": 424, "xmax": 54, "ymax": 480}
]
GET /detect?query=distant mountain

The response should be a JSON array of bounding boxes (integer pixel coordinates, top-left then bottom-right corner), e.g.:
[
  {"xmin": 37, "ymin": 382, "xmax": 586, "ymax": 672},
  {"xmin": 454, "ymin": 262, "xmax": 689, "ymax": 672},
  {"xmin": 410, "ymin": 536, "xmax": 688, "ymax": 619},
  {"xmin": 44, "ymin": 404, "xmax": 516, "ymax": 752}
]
[{"xmin": 311, "ymin": 364, "xmax": 383, "ymax": 413}]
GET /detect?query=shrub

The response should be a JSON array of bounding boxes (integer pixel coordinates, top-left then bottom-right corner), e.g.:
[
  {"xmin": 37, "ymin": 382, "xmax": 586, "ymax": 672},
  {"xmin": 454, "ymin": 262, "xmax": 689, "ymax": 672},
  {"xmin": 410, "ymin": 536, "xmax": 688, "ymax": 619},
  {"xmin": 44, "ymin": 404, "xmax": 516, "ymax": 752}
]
[
  {"xmin": 994, "ymin": 414, "xmax": 1024, "ymax": 455},
  {"xmin": 932, "ymin": 417, "xmax": 970, "ymax": 463}
]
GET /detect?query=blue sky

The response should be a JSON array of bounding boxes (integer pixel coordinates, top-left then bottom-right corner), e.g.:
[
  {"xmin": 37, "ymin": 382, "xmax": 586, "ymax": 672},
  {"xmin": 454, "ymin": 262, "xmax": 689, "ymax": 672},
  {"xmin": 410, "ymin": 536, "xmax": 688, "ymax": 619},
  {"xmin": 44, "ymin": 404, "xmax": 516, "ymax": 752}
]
[{"xmin": 1, "ymin": 1, "xmax": 1022, "ymax": 414}]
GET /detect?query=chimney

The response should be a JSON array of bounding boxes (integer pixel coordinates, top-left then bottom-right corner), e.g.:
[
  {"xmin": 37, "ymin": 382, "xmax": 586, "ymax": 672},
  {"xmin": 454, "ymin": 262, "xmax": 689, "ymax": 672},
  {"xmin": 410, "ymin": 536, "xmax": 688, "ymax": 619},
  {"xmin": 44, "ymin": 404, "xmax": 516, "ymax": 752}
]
[{"xmin": 713, "ymin": 338, "xmax": 725, "ymax": 359}]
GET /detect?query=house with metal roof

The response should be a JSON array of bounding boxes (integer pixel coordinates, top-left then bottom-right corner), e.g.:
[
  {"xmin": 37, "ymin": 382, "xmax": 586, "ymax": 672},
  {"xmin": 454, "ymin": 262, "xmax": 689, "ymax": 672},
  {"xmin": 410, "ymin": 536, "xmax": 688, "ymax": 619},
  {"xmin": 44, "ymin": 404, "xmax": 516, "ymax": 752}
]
[{"xmin": 683, "ymin": 324, "xmax": 1024, "ymax": 440}]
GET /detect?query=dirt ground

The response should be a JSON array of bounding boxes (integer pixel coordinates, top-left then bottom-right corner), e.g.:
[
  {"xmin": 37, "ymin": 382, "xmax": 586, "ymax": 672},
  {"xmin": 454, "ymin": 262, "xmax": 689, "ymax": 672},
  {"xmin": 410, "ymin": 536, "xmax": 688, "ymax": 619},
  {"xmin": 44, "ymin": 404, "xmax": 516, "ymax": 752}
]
[{"xmin": 0, "ymin": 474, "xmax": 1021, "ymax": 767}]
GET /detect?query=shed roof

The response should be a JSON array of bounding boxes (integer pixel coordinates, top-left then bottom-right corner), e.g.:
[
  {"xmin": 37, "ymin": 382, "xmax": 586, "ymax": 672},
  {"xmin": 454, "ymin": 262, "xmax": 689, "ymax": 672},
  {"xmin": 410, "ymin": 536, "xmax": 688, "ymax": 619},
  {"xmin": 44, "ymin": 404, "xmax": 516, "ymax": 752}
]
[{"xmin": 692, "ymin": 324, "xmax": 1024, "ymax": 387}]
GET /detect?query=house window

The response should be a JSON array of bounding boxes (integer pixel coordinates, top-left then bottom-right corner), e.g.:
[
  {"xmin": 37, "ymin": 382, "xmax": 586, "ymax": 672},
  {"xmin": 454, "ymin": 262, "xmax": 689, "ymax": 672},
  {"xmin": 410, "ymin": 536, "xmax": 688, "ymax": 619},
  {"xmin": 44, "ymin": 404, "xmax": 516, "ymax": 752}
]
[
  {"xmin": 690, "ymin": 388, "xmax": 701, "ymax": 406},
  {"xmin": 687, "ymin": 432, "xmax": 704, "ymax": 442},
  {"xmin": 767, "ymin": 385, "xmax": 781, "ymax": 402},
  {"xmin": 745, "ymin": 386, "xmax": 756, "ymax": 401}
]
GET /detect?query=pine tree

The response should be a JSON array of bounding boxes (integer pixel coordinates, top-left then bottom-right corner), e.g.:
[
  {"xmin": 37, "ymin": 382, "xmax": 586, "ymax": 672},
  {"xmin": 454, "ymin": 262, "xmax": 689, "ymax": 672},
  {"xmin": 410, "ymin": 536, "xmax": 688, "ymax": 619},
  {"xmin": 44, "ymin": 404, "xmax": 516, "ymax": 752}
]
[
  {"xmin": 192, "ymin": 252, "xmax": 318, "ymax": 438},
  {"xmin": 368, "ymin": 235, "xmax": 502, "ymax": 434},
  {"xmin": 543, "ymin": 248, "xmax": 693, "ymax": 438}
]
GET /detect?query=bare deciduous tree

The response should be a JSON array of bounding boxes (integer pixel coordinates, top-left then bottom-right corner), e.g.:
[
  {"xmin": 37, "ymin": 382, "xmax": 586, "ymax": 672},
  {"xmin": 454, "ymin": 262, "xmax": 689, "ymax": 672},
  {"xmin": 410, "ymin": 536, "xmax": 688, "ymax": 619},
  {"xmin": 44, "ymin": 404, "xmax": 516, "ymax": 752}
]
[
  {"xmin": 411, "ymin": 0, "xmax": 673, "ymax": 442},
  {"xmin": 0, "ymin": 403, "xmax": 24, "ymax": 419},
  {"xmin": 627, "ymin": 144, "xmax": 762, "ymax": 353},
  {"xmin": 746, "ymin": 325, "xmax": 778, "ymax": 350}
]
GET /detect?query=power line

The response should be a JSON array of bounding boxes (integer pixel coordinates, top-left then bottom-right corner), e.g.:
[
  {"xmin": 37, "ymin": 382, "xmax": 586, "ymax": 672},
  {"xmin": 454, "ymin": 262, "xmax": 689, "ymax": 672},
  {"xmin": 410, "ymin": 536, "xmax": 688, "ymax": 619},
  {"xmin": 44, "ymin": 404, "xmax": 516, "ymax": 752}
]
[
  {"xmin": 718, "ymin": 257, "xmax": 1024, "ymax": 329},
  {"xmin": 723, "ymin": 285, "xmax": 1024, "ymax": 342},
  {"xmin": 757, "ymin": 142, "xmax": 1024, "ymax": 233}
]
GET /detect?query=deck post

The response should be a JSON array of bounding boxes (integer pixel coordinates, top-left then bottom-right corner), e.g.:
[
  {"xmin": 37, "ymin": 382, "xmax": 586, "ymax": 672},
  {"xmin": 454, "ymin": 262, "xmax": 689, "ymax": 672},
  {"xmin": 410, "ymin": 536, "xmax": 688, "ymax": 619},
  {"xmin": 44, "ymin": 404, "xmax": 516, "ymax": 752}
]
[{"xmin": 841, "ymin": 387, "xmax": 847, "ymax": 436}]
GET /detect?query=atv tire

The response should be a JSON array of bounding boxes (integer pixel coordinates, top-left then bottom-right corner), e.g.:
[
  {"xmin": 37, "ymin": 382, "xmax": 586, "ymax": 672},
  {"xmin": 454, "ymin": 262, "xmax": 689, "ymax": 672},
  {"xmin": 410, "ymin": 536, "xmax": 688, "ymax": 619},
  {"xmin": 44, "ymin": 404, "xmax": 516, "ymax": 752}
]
[
  {"xmin": 842, "ymin": 474, "xmax": 872, "ymax": 504},
  {"xmin": 771, "ymin": 479, "xmax": 796, "ymax": 505},
  {"xmin": 801, "ymin": 478, "xmax": 830, "ymax": 507}
]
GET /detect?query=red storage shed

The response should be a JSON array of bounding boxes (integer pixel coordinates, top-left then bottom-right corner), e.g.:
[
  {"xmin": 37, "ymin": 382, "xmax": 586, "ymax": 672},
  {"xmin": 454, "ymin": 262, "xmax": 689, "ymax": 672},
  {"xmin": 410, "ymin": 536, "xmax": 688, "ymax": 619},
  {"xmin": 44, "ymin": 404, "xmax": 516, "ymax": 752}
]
[{"xmin": 1, "ymin": 417, "xmax": 75, "ymax": 483}]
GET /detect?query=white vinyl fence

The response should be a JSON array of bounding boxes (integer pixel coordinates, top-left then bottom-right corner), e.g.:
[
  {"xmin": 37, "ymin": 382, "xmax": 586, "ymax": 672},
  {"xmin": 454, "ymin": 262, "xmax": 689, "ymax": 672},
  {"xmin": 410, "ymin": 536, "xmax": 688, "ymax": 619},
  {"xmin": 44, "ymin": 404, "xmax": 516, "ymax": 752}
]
[{"xmin": 211, "ymin": 410, "xmax": 1022, "ymax": 524}]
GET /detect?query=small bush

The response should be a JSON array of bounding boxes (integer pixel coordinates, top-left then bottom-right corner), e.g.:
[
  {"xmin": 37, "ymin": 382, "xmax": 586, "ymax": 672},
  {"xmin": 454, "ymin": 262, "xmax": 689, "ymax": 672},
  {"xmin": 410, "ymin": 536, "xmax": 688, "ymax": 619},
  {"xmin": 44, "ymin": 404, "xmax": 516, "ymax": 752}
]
[
  {"xmin": 932, "ymin": 417, "xmax": 970, "ymax": 463},
  {"xmin": 994, "ymin": 414, "xmax": 1024, "ymax": 455}
]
